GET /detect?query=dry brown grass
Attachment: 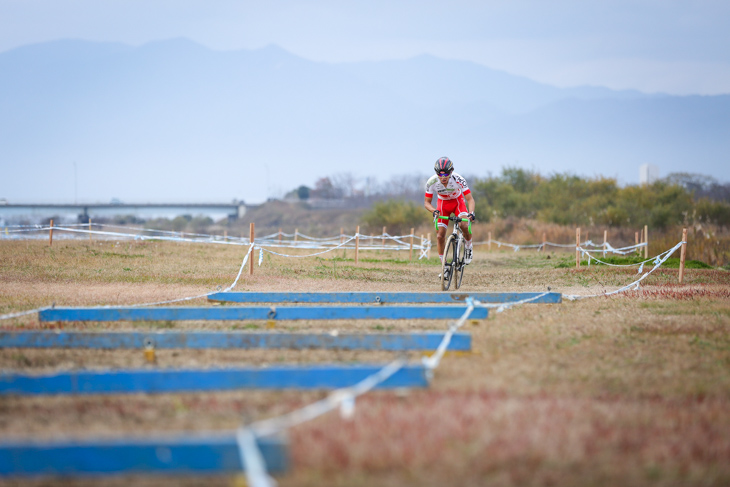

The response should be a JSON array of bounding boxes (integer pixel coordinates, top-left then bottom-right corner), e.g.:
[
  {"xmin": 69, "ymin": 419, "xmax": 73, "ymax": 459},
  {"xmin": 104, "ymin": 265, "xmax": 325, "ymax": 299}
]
[
  {"xmin": 473, "ymin": 218, "xmax": 730, "ymax": 267},
  {"xmin": 1, "ymin": 239, "xmax": 729, "ymax": 486}
]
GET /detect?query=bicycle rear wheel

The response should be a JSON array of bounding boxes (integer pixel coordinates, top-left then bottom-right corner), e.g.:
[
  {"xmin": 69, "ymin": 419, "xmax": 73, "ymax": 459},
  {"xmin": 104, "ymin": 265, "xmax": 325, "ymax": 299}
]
[
  {"xmin": 455, "ymin": 237, "xmax": 466, "ymax": 289},
  {"xmin": 441, "ymin": 235, "xmax": 459, "ymax": 291}
]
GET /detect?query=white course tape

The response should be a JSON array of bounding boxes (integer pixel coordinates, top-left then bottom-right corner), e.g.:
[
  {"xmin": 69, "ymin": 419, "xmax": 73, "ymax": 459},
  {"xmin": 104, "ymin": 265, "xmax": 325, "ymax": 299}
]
[
  {"xmin": 44, "ymin": 226, "xmax": 251, "ymax": 246},
  {"xmin": 125, "ymin": 243, "xmax": 254, "ymax": 307},
  {"xmin": 259, "ymin": 236, "xmax": 357, "ymax": 258},
  {"xmin": 237, "ymin": 428, "xmax": 278, "ymax": 487},
  {"xmin": 566, "ymin": 240, "xmax": 685, "ymax": 300},
  {"xmin": 578, "ymin": 246, "xmax": 666, "ymax": 268},
  {"xmin": 234, "ymin": 235, "xmax": 687, "ymax": 482},
  {"xmin": 240, "ymin": 290, "xmax": 552, "ymax": 484},
  {"xmin": 0, "ymin": 243, "xmax": 255, "ymax": 319},
  {"xmin": 0, "ymin": 306, "xmax": 54, "ymax": 321}
]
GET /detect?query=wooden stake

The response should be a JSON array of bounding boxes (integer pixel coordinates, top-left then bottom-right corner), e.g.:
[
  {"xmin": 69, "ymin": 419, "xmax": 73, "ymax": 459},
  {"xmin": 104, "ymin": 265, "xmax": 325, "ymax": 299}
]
[
  {"xmin": 542, "ymin": 232, "xmax": 546, "ymax": 252},
  {"xmin": 249, "ymin": 223, "xmax": 255, "ymax": 275},
  {"xmin": 278, "ymin": 228, "xmax": 282, "ymax": 245},
  {"xmin": 355, "ymin": 226, "xmax": 360, "ymax": 264},
  {"xmin": 427, "ymin": 233, "xmax": 431, "ymax": 259},
  {"xmin": 603, "ymin": 229, "xmax": 608, "ymax": 256},
  {"xmin": 679, "ymin": 227, "xmax": 688, "ymax": 284},
  {"xmin": 488, "ymin": 231, "xmax": 492, "ymax": 252},
  {"xmin": 409, "ymin": 228, "xmax": 414, "ymax": 261},
  {"xmin": 635, "ymin": 231, "xmax": 639, "ymax": 255},
  {"xmin": 644, "ymin": 224, "xmax": 649, "ymax": 258},
  {"xmin": 88, "ymin": 218, "xmax": 92, "ymax": 242},
  {"xmin": 49, "ymin": 219, "xmax": 54, "ymax": 246},
  {"xmin": 420, "ymin": 234, "xmax": 424, "ymax": 258},
  {"xmin": 382, "ymin": 226, "xmax": 386, "ymax": 248},
  {"xmin": 575, "ymin": 227, "xmax": 581, "ymax": 268},
  {"xmin": 294, "ymin": 228, "xmax": 298, "ymax": 245},
  {"xmin": 224, "ymin": 230, "xmax": 228, "ymax": 240},
  {"xmin": 639, "ymin": 227, "xmax": 644, "ymax": 255},
  {"xmin": 340, "ymin": 227, "xmax": 344, "ymax": 245}
]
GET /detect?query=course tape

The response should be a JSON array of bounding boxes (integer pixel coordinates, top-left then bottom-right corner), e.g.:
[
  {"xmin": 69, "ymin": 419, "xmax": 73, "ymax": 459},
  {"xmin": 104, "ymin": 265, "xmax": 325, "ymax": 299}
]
[
  {"xmin": 579, "ymin": 245, "xmax": 668, "ymax": 269},
  {"xmin": 238, "ymin": 290, "xmax": 552, "ymax": 486},
  {"xmin": 566, "ymin": 240, "xmax": 685, "ymax": 300},
  {"xmin": 0, "ymin": 244, "xmax": 256, "ymax": 321},
  {"xmin": 236, "ymin": 236, "xmax": 686, "ymax": 483},
  {"xmin": 2, "ymin": 225, "xmax": 428, "ymax": 252},
  {"xmin": 0, "ymin": 227, "xmax": 687, "ymax": 481},
  {"xmin": 471, "ymin": 238, "xmax": 647, "ymax": 254}
]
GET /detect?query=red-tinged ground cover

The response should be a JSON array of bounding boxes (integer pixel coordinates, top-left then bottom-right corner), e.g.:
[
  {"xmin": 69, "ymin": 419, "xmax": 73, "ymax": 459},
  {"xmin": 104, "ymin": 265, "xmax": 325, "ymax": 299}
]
[{"xmin": 0, "ymin": 239, "xmax": 729, "ymax": 486}]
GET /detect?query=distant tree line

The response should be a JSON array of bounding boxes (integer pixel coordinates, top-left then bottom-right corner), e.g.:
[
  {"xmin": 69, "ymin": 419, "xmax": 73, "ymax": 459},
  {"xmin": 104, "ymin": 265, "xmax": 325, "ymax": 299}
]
[
  {"xmin": 360, "ymin": 169, "xmax": 730, "ymax": 232},
  {"xmin": 284, "ymin": 173, "xmax": 423, "ymax": 207},
  {"xmin": 470, "ymin": 168, "xmax": 730, "ymax": 229}
]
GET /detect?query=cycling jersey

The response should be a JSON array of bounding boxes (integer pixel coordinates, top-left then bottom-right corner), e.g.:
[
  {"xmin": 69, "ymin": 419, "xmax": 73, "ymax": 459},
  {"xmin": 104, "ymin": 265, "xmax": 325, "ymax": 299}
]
[{"xmin": 424, "ymin": 172, "xmax": 471, "ymax": 201}]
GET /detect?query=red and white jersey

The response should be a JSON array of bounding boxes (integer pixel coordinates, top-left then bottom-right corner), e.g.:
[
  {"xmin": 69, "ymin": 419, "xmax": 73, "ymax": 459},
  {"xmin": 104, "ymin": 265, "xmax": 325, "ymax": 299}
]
[{"xmin": 425, "ymin": 172, "xmax": 471, "ymax": 201}]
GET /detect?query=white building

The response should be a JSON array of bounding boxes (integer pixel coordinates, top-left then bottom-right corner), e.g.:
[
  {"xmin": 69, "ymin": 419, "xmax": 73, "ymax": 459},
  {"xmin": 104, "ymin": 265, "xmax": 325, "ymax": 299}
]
[{"xmin": 639, "ymin": 164, "xmax": 660, "ymax": 185}]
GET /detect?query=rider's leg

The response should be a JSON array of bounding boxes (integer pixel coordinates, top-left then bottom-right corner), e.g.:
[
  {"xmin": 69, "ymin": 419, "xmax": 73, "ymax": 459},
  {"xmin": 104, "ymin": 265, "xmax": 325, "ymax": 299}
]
[
  {"xmin": 456, "ymin": 197, "xmax": 472, "ymax": 246},
  {"xmin": 458, "ymin": 213, "xmax": 474, "ymax": 264},
  {"xmin": 459, "ymin": 219, "xmax": 472, "ymax": 242},
  {"xmin": 436, "ymin": 199, "xmax": 449, "ymax": 264},
  {"xmin": 437, "ymin": 225, "xmax": 447, "ymax": 263}
]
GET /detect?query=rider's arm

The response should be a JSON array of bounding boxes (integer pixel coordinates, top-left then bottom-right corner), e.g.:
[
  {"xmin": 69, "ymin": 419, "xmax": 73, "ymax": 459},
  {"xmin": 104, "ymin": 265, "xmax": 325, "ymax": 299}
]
[
  {"xmin": 424, "ymin": 195, "xmax": 437, "ymax": 214},
  {"xmin": 464, "ymin": 192, "xmax": 476, "ymax": 215}
]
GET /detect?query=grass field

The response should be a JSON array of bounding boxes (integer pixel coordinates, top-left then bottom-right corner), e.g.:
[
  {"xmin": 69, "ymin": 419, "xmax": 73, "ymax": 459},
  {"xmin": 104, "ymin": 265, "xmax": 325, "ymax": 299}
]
[{"xmin": 1, "ymin": 239, "xmax": 729, "ymax": 486}]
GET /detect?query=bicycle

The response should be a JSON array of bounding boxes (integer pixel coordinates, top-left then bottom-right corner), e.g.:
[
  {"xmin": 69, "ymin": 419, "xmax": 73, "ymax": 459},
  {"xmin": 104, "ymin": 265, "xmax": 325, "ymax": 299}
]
[{"xmin": 435, "ymin": 215, "xmax": 471, "ymax": 291}]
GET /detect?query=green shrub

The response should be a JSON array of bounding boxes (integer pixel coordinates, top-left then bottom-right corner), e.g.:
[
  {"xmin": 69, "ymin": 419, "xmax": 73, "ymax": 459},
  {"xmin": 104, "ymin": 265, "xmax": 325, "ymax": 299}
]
[
  {"xmin": 361, "ymin": 199, "xmax": 429, "ymax": 235},
  {"xmin": 695, "ymin": 199, "xmax": 730, "ymax": 225},
  {"xmin": 470, "ymin": 168, "xmax": 698, "ymax": 230}
]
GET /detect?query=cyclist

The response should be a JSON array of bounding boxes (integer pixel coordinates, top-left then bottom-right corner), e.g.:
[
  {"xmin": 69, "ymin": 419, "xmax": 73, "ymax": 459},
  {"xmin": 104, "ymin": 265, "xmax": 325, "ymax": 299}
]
[{"xmin": 424, "ymin": 157, "xmax": 476, "ymax": 267}]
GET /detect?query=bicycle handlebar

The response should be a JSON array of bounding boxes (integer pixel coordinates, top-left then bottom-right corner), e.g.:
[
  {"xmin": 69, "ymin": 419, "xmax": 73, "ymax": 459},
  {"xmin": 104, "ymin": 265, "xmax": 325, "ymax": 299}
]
[
  {"xmin": 434, "ymin": 215, "xmax": 472, "ymax": 232},
  {"xmin": 438, "ymin": 215, "xmax": 469, "ymax": 222}
]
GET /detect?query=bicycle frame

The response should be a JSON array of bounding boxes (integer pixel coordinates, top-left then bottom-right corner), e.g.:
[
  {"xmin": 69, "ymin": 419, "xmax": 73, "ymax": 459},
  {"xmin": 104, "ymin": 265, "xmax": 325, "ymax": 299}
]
[{"xmin": 436, "ymin": 215, "xmax": 470, "ymax": 291}]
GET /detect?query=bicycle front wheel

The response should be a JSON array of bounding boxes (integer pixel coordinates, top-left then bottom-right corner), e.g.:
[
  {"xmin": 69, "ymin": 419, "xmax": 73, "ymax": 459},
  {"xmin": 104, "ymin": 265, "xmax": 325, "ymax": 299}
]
[
  {"xmin": 455, "ymin": 237, "xmax": 466, "ymax": 289},
  {"xmin": 441, "ymin": 235, "xmax": 459, "ymax": 291}
]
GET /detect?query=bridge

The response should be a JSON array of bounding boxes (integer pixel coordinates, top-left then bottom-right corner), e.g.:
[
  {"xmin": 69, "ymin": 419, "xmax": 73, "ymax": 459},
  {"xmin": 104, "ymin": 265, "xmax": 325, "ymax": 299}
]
[{"xmin": 0, "ymin": 202, "xmax": 246, "ymax": 224}]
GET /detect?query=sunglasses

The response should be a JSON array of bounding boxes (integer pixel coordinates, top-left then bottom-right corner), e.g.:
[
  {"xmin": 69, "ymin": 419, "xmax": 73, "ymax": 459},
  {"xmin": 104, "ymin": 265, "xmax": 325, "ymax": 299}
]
[{"xmin": 437, "ymin": 172, "xmax": 451, "ymax": 177}]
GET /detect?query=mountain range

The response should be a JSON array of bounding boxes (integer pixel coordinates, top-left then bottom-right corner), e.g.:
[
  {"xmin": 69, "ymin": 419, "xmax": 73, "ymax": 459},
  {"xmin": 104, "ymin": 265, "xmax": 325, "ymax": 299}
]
[{"xmin": 1, "ymin": 38, "xmax": 727, "ymax": 204}]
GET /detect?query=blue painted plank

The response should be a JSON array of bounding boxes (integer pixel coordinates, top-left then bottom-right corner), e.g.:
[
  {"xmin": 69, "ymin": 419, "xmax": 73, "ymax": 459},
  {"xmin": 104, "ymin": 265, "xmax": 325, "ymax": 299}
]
[
  {"xmin": 0, "ymin": 364, "xmax": 429, "ymax": 395},
  {"xmin": 208, "ymin": 292, "xmax": 561, "ymax": 304},
  {"xmin": 0, "ymin": 331, "xmax": 471, "ymax": 352},
  {"xmin": 38, "ymin": 306, "xmax": 487, "ymax": 322},
  {"xmin": 0, "ymin": 433, "xmax": 287, "ymax": 476}
]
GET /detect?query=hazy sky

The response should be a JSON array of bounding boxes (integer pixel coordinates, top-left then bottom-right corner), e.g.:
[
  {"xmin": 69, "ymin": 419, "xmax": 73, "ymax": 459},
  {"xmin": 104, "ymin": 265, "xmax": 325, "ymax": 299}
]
[{"xmin": 2, "ymin": 0, "xmax": 729, "ymax": 95}]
